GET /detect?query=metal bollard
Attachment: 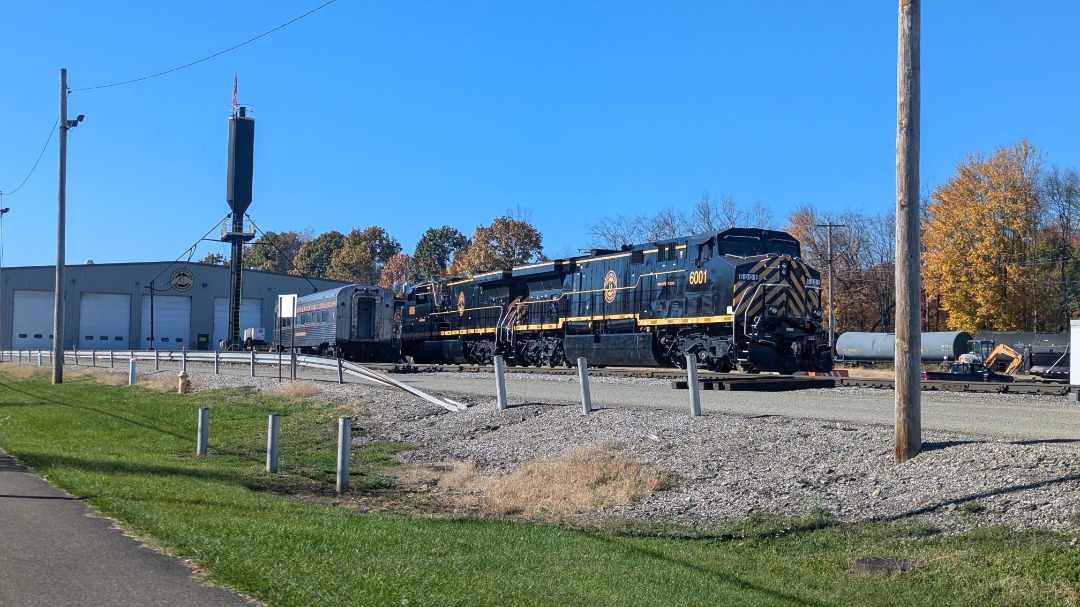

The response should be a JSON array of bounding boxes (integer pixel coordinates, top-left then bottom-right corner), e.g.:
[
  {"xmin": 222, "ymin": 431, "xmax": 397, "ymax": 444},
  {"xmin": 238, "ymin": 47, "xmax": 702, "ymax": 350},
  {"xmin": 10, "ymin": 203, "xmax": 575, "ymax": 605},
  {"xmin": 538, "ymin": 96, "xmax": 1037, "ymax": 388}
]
[
  {"xmin": 687, "ymin": 355, "xmax": 701, "ymax": 417},
  {"xmin": 578, "ymin": 357, "xmax": 592, "ymax": 414},
  {"xmin": 37, "ymin": 352, "xmax": 43, "ymax": 366},
  {"xmin": 128, "ymin": 357, "xmax": 136, "ymax": 386},
  {"xmin": 197, "ymin": 408, "xmax": 209, "ymax": 456},
  {"xmin": 336, "ymin": 417, "xmax": 351, "ymax": 492},
  {"xmin": 494, "ymin": 355, "xmax": 508, "ymax": 410},
  {"xmin": 267, "ymin": 414, "xmax": 280, "ymax": 473}
]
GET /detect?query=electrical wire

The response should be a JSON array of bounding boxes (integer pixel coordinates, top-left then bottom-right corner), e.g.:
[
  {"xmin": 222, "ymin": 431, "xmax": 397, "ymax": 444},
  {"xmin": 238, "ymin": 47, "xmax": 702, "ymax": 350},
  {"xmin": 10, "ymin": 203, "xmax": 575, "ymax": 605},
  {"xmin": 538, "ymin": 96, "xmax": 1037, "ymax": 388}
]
[
  {"xmin": 245, "ymin": 214, "xmax": 321, "ymax": 293},
  {"xmin": 72, "ymin": 0, "xmax": 337, "ymax": 92},
  {"xmin": 146, "ymin": 215, "xmax": 230, "ymax": 289},
  {"xmin": 2, "ymin": 118, "xmax": 60, "ymax": 196}
]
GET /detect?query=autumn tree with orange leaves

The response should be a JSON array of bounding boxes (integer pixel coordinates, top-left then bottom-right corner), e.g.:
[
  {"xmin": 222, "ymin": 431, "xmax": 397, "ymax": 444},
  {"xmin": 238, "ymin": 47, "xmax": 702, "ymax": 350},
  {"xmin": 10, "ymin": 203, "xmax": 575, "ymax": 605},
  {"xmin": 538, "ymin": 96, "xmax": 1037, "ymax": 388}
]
[
  {"xmin": 448, "ymin": 215, "xmax": 544, "ymax": 276},
  {"xmin": 922, "ymin": 141, "xmax": 1043, "ymax": 334}
]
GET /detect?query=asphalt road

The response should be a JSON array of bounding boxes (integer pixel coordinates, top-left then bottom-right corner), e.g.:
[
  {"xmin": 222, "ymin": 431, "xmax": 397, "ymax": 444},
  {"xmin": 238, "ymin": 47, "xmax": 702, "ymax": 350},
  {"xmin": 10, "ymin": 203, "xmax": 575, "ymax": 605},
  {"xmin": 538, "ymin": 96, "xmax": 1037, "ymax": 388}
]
[
  {"xmin": 85, "ymin": 359, "xmax": 1080, "ymax": 441},
  {"xmin": 0, "ymin": 450, "xmax": 256, "ymax": 607}
]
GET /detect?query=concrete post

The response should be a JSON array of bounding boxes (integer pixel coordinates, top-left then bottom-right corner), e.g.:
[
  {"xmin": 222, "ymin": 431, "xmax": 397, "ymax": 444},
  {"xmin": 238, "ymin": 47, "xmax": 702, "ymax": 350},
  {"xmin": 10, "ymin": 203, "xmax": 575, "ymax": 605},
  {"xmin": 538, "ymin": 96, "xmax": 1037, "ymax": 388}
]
[
  {"xmin": 578, "ymin": 357, "xmax": 592, "ymax": 414},
  {"xmin": 687, "ymin": 354, "xmax": 702, "ymax": 417},
  {"xmin": 336, "ymin": 417, "xmax": 351, "ymax": 492},
  {"xmin": 494, "ymin": 355, "xmax": 508, "ymax": 410},
  {"xmin": 266, "ymin": 414, "xmax": 280, "ymax": 473},
  {"xmin": 197, "ymin": 408, "xmax": 209, "ymax": 456}
]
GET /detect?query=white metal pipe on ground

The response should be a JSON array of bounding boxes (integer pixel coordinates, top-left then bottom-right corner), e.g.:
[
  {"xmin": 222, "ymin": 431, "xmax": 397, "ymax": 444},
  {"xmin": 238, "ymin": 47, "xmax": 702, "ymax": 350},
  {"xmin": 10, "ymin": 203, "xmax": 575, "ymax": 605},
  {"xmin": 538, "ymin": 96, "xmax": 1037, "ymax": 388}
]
[
  {"xmin": 494, "ymin": 356, "xmax": 508, "ymax": 410},
  {"xmin": 578, "ymin": 357, "xmax": 592, "ymax": 414},
  {"xmin": 687, "ymin": 355, "xmax": 702, "ymax": 417},
  {"xmin": 336, "ymin": 417, "xmax": 351, "ymax": 492},
  {"xmin": 128, "ymin": 358, "xmax": 136, "ymax": 386},
  {"xmin": 197, "ymin": 408, "xmax": 209, "ymax": 456},
  {"xmin": 267, "ymin": 414, "xmax": 280, "ymax": 473}
]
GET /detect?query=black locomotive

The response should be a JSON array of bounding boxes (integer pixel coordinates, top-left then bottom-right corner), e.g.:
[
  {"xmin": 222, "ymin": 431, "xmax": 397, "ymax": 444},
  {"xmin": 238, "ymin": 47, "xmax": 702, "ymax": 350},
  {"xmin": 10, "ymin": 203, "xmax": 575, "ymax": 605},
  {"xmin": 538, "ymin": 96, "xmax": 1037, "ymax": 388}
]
[{"xmin": 401, "ymin": 227, "xmax": 833, "ymax": 373}]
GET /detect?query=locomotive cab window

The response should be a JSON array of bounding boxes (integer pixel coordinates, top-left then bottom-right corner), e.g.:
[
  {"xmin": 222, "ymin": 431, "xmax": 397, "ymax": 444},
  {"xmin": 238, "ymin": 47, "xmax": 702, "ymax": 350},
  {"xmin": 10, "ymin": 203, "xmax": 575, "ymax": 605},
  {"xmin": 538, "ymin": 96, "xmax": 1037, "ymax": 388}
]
[
  {"xmin": 697, "ymin": 239, "xmax": 714, "ymax": 262},
  {"xmin": 630, "ymin": 250, "xmax": 644, "ymax": 265}
]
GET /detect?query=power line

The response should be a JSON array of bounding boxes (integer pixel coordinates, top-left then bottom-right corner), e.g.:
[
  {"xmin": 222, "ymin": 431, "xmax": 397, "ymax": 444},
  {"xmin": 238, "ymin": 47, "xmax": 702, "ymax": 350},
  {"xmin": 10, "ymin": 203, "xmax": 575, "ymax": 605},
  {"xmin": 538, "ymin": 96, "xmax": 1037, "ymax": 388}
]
[
  {"xmin": 2, "ymin": 118, "xmax": 59, "ymax": 196},
  {"xmin": 72, "ymin": 0, "xmax": 337, "ymax": 92}
]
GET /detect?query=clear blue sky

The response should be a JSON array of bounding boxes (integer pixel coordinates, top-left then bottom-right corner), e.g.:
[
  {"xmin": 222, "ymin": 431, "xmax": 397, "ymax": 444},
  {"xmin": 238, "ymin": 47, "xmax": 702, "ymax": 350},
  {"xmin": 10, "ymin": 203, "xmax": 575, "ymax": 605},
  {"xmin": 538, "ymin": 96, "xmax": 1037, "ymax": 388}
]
[{"xmin": 3, "ymin": 1, "xmax": 1079, "ymax": 267}]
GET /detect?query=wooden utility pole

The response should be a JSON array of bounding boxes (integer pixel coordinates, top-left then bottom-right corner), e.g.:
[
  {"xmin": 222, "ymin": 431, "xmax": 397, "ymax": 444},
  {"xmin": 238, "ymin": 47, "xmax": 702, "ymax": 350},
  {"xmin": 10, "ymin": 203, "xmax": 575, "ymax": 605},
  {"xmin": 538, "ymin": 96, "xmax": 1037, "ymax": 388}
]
[
  {"xmin": 895, "ymin": 0, "xmax": 921, "ymax": 462},
  {"xmin": 53, "ymin": 69, "xmax": 68, "ymax": 385}
]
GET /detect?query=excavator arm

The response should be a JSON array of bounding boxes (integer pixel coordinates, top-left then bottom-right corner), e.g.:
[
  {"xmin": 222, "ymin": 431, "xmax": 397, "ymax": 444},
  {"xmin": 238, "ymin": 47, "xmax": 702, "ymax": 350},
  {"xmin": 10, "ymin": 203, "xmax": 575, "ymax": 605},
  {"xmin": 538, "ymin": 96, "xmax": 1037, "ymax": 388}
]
[{"xmin": 985, "ymin": 343, "xmax": 1024, "ymax": 375}]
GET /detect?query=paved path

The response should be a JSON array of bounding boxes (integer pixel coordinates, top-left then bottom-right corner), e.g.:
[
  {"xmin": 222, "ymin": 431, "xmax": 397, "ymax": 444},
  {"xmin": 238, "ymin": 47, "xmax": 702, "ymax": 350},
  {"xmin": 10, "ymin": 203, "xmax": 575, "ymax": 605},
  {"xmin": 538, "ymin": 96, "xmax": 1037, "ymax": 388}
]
[{"xmin": 0, "ymin": 449, "xmax": 256, "ymax": 607}]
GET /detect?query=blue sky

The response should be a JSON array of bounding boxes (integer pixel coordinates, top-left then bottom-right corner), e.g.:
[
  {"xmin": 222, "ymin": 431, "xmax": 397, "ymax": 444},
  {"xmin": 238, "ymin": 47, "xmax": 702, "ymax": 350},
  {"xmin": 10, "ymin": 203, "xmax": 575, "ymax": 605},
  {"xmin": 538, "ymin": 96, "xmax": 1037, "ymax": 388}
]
[{"xmin": 2, "ymin": 1, "xmax": 1079, "ymax": 267}]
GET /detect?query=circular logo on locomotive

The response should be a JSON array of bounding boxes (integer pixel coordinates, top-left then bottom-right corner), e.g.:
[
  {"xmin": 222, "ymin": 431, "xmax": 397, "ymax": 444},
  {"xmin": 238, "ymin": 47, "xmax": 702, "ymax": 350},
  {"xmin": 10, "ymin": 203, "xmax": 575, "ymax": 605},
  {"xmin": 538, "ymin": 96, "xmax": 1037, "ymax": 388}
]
[
  {"xmin": 603, "ymin": 270, "xmax": 618, "ymax": 304},
  {"xmin": 457, "ymin": 291, "xmax": 466, "ymax": 316}
]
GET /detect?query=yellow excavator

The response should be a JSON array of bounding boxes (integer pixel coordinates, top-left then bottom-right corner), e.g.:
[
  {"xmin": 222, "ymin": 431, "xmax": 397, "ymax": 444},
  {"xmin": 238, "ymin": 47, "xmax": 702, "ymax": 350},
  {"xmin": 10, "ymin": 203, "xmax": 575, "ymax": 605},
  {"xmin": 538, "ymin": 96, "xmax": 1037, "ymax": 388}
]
[{"xmin": 968, "ymin": 339, "xmax": 1025, "ymax": 375}]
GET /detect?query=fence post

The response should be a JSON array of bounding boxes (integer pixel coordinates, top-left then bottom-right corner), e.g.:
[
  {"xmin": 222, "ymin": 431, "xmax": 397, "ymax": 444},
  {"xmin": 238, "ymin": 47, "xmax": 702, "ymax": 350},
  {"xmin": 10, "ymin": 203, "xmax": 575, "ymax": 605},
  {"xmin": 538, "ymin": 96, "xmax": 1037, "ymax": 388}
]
[
  {"xmin": 250, "ymin": 349, "xmax": 256, "ymax": 377},
  {"xmin": 267, "ymin": 414, "xmax": 280, "ymax": 473},
  {"xmin": 578, "ymin": 357, "xmax": 592, "ymax": 414},
  {"xmin": 197, "ymin": 408, "xmax": 209, "ymax": 456},
  {"xmin": 494, "ymin": 355, "xmax": 508, "ymax": 410},
  {"xmin": 336, "ymin": 417, "xmax": 351, "ymax": 492},
  {"xmin": 337, "ymin": 358, "xmax": 344, "ymax": 384},
  {"xmin": 687, "ymin": 354, "xmax": 701, "ymax": 417},
  {"xmin": 128, "ymin": 357, "xmax": 136, "ymax": 386},
  {"xmin": 214, "ymin": 350, "xmax": 220, "ymax": 374}
]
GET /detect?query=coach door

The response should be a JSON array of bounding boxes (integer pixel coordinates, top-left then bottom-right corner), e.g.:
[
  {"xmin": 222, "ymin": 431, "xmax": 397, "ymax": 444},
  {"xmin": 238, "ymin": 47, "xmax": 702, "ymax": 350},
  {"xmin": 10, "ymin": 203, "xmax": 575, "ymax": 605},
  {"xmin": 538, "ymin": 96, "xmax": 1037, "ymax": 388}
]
[{"xmin": 354, "ymin": 295, "xmax": 375, "ymax": 340}]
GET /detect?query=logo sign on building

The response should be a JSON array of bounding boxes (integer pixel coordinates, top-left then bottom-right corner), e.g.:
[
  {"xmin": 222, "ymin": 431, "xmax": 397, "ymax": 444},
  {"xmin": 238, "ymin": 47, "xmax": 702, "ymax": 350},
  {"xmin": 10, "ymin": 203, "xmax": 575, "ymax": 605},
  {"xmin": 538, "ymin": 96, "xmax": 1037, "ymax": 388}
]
[
  {"xmin": 278, "ymin": 294, "xmax": 298, "ymax": 319},
  {"xmin": 170, "ymin": 268, "xmax": 194, "ymax": 292}
]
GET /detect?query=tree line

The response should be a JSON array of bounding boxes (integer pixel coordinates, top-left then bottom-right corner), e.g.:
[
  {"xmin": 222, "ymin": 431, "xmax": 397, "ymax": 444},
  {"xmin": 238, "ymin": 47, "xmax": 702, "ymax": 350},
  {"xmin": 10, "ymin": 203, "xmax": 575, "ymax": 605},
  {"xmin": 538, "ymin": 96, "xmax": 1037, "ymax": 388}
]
[
  {"xmin": 204, "ymin": 138, "xmax": 1076, "ymax": 336},
  {"xmin": 202, "ymin": 214, "xmax": 544, "ymax": 291}
]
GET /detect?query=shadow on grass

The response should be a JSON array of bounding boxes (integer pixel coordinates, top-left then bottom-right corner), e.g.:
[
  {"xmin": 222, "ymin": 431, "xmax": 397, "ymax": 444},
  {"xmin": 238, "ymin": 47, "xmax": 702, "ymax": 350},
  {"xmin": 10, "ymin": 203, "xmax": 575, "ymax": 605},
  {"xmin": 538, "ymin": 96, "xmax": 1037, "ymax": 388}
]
[
  {"xmin": 0, "ymin": 379, "xmax": 190, "ymax": 441},
  {"xmin": 586, "ymin": 530, "xmax": 830, "ymax": 607}
]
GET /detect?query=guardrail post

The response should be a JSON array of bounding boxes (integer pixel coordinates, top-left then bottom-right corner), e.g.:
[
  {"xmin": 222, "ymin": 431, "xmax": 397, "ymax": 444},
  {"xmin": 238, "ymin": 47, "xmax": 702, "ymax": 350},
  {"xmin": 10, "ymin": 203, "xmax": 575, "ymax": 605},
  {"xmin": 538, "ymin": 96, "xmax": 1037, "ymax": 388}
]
[
  {"xmin": 267, "ymin": 414, "xmax": 280, "ymax": 473},
  {"xmin": 154, "ymin": 349, "xmax": 160, "ymax": 371},
  {"xmin": 197, "ymin": 408, "xmax": 209, "ymax": 456},
  {"xmin": 74, "ymin": 349, "xmax": 80, "ymax": 366},
  {"xmin": 578, "ymin": 357, "xmax": 592, "ymax": 414},
  {"xmin": 290, "ymin": 352, "xmax": 297, "ymax": 380},
  {"xmin": 494, "ymin": 355, "xmax": 509, "ymax": 410},
  {"xmin": 109, "ymin": 350, "xmax": 114, "ymax": 369},
  {"xmin": 336, "ymin": 417, "xmax": 351, "ymax": 492},
  {"xmin": 250, "ymin": 349, "xmax": 256, "ymax": 377},
  {"xmin": 687, "ymin": 354, "xmax": 702, "ymax": 417},
  {"xmin": 181, "ymin": 348, "xmax": 187, "ymax": 373},
  {"xmin": 214, "ymin": 350, "xmax": 220, "ymax": 374},
  {"xmin": 91, "ymin": 350, "xmax": 96, "ymax": 367},
  {"xmin": 128, "ymin": 357, "xmax": 136, "ymax": 386},
  {"xmin": 337, "ymin": 358, "xmax": 344, "ymax": 384}
]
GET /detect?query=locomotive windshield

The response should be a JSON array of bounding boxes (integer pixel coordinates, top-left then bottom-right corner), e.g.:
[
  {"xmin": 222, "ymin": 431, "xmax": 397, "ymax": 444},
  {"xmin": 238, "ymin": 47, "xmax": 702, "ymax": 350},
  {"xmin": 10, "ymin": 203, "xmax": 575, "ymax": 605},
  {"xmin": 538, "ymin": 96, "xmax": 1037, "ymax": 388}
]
[{"xmin": 717, "ymin": 229, "xmax": 800, "ymax": 258}]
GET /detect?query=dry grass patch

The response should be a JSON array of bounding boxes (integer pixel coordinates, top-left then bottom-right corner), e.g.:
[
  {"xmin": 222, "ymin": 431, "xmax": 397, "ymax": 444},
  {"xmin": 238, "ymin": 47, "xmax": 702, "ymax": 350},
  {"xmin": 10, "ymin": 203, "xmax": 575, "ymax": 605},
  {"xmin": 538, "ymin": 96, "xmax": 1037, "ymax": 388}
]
[
  {"xmin": 69, "ymin": 368, "xmax": 129, "ymax": 386},
  {"xmin": 0, "ymin": 364, "xmax": 49, "ymax": 380},
  {"xmin": 274, "ymin": 380, "xmax": 321, "ymax": 399},
  {"xmin": 136, "ymin": 373, "xmax": 184, "ymax": 393},
  {"xmin": 434, "ymin": 444, "xmax": 671, "ymax": 521}
]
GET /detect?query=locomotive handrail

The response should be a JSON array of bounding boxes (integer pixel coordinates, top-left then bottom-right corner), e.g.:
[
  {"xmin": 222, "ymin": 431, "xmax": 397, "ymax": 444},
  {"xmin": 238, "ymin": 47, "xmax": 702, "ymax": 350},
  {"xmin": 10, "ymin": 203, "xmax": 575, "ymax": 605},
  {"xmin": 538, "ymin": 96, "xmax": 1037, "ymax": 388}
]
[{"xmin": 0, "ymin": 348, "xmax": 465, "ymax": 412}]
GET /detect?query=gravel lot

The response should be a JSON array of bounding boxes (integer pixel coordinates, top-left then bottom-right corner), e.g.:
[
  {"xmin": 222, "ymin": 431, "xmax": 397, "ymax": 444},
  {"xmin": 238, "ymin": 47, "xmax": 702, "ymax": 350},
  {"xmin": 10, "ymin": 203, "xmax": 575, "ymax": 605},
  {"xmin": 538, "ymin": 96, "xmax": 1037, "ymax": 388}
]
[{"xmin": 115, "ymin": 364, "xmax": 1080, "ymax": 534}]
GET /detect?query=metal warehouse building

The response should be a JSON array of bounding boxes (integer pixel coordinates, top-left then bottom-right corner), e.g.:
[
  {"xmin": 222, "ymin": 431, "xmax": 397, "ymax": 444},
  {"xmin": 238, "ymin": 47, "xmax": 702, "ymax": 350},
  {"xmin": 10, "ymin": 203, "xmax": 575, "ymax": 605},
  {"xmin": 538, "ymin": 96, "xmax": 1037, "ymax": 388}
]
[{"xmin": 0, "ymin": 262, "xmax": 347, "ymax": 351}]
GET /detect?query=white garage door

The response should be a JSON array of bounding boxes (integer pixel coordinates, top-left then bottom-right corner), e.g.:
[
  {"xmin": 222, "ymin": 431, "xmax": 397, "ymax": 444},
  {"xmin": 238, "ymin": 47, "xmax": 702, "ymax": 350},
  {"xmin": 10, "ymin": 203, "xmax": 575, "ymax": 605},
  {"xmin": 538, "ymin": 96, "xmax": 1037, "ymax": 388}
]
[
  {"xmin": 79, "ymin": 293, "xmax": 131, "ymax": 350},
  {"xmin": 140, "ymin": 295, "xmax": 191, "ymax": 351},
  {"xmin": 212, "ymin": 298, "xmax": 263, "ymax": 349},
  {"xmin": 12, "ymin": 290, "xmax": 55, "ymax": 350}
]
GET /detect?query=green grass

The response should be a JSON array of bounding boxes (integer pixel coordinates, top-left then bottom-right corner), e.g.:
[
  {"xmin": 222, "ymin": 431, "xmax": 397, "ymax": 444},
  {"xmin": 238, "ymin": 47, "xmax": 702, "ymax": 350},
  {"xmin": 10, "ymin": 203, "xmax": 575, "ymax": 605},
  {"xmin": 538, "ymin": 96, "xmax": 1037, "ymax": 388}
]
[{"xmin": 1, "ymin": 367, "xmax": 1078, "ymax": 606}]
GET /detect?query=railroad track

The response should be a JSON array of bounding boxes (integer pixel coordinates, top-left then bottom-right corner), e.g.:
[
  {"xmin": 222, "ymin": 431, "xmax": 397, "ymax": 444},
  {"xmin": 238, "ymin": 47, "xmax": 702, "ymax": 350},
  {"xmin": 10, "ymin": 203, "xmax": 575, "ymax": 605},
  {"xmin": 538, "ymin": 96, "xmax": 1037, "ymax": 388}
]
[{"xmin": 374, "ymin": 363, "xmax": 1071, "ymax": 395}]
